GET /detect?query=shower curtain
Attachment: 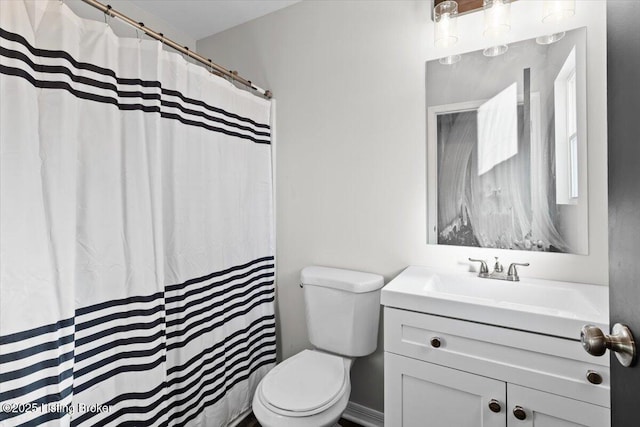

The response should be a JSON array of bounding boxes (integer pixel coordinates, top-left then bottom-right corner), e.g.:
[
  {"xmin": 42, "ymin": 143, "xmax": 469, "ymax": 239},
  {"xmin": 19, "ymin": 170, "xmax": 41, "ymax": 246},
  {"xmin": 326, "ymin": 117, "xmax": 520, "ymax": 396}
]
[{"xmin": 0, "ymin": 1, "xmax": 276, "ymax": 426}]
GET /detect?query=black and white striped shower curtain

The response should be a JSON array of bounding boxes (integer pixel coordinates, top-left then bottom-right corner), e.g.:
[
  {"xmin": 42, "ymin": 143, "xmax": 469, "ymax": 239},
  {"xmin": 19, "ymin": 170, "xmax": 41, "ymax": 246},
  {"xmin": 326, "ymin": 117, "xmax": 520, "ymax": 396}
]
[{"xmin": 0, "ymin": 1, "xmax": 276, "ymax": 425}]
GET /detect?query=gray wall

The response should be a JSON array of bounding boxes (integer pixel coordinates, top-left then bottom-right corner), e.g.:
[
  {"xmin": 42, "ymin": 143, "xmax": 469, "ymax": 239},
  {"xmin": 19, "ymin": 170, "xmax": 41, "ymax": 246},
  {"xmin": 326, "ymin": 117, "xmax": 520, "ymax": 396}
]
[{"xmin": 197, "ymin": 0, "xmax": 607, "ymax": 412}]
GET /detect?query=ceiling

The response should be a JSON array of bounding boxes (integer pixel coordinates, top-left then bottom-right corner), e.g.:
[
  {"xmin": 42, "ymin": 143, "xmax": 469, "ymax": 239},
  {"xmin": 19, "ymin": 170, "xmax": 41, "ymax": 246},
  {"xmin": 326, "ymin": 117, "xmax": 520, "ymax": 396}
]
[{"xmin": 129, "ymin": 0, "xmax": 301, "ymax": 41}]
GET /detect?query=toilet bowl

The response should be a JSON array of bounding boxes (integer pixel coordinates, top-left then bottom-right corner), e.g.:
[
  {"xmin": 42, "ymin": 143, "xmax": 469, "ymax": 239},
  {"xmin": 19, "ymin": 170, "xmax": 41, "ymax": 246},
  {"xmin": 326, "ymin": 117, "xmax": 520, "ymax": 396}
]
[
  {"xmin": 252, "ymin": 350, "xmax": 353, "ymax": 427},
  {"xmin": 251, "ymin": 266, "xmax": 384, "ymax": 427}
]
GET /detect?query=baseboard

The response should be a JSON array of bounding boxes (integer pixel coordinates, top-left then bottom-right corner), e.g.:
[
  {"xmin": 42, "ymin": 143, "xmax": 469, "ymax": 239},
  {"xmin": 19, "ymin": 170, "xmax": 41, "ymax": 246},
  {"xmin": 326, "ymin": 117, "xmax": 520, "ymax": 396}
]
[{"xmin": 342, "ymin": 401, "xmax": 384, "ymax": 427}]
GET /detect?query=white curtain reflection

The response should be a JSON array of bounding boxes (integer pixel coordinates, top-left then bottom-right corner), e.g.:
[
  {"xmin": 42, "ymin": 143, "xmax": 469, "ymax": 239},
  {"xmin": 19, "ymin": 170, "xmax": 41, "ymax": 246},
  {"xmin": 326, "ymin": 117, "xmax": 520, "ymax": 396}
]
[{"xmin": 437, "ymin": 108, "xmax": 569, "ymax": 251}]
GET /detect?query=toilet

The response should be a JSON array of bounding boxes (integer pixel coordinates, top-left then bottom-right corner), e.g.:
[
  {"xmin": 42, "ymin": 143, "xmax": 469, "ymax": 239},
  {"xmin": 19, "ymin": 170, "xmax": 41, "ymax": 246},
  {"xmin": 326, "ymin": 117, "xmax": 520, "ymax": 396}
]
[{"xmin": 252, "ymin": 266, "xmax": 384, "ymax": 427}]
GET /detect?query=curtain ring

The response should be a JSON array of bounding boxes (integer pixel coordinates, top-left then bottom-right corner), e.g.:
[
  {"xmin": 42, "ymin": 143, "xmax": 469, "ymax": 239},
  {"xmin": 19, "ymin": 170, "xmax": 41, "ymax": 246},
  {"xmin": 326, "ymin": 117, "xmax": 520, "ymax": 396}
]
[
  {"xmin": 183, "ymin": 46, "xmax": 190, "ymax": 66},
  {"xmin": 136, "ymin": 23, "xmax": 144, "ymax": 43},
  {"xmin": 104, "ymin": 5, "xmax": 112, "ymax": 26},
  {"xmin": 208, "ymin": 59, "xmax": 213, "ymax": 76}
]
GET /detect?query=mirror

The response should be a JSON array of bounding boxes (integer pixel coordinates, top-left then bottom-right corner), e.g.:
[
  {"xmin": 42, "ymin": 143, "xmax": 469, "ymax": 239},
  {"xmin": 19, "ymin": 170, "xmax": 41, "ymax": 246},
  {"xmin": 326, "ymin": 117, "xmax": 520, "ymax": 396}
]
[{"xmin": 426, "ymin": 27, "xmax": 588, "ymax": 254}]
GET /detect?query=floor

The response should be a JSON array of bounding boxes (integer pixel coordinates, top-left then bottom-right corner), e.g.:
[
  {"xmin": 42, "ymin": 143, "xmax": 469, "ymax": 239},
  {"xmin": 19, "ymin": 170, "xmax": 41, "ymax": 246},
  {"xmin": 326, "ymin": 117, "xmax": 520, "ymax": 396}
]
[{"xmin": 236, "ymin": 412, "xmax": 363, "ymax": 427}]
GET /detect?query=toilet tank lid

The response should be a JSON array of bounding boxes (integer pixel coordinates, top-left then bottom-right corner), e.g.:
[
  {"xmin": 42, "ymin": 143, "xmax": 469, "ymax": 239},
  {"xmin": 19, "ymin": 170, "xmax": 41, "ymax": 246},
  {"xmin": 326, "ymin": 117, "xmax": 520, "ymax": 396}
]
[{"xmin": 301, "ymin": 266, "xmax": 384, "ymax": 293}]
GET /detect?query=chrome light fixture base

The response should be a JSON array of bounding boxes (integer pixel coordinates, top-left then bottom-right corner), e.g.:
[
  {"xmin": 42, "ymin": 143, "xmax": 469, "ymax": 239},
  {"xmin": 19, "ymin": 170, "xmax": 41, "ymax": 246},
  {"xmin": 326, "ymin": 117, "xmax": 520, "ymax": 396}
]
[
  {"xmin": 439, "ymin": 54, "xmax": 462, "ymax": 65},
  {"xmin": 483, "ymin": 44, "xmax": 508, "ymax": 57},
  {"xmin": 536, "ymin": 32, "xmax": 566, "ymax": 45}
]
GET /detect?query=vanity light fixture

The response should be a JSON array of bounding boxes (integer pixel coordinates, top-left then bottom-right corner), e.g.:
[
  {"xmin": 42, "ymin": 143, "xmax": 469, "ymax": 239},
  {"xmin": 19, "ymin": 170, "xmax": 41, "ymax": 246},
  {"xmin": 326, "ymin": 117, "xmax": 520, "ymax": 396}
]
[
  {"xmin": 537, "ymin": 0, "xmax": 575, "ymax": 45},
  {"xmin": 482, "ymin": 0, "xmax": 511, "ymax": 57},
  {"xmin": 536, "ymin": 32, "xmax": 565, "ymax": 45},
  {"xmin": 434, "ymin": 1, "xmax": 461, "ymax": 65},
  {"xmin": 434, "ymin": 1, "xmax": 459, "ymax": 48},
  {"xmin": 542, "ymin": 0, "xmax": 576, "ymax": 23},
  {"xmin": 439, "ymin": 54, "xmax": 462, "ymax": 65}
]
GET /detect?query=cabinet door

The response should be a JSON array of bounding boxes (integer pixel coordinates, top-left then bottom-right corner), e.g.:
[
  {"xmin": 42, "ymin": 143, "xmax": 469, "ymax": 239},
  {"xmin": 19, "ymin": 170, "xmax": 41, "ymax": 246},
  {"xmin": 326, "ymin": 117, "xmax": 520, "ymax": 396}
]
[
  {"xmin": 385, "ymin": 352, "xmax": 506, "ymax": 427},
  {"xmin": 506, "ymin": 384, "xmax": 610, "ymax": 427}
]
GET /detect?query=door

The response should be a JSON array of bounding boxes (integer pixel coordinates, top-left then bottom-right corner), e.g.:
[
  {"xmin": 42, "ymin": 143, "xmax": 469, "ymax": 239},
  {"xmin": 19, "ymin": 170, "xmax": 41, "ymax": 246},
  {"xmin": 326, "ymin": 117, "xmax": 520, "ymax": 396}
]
[
  {"xmin": 385, "ymin": 352, "xmax": 506, "ymax": 427},
  {"xmin": 506, "ymin": 384, "xmax": 610, "ymax": 427},
  {"xmin": 607, "ymin": 1, "xmax": 640, "ymax": 426}
]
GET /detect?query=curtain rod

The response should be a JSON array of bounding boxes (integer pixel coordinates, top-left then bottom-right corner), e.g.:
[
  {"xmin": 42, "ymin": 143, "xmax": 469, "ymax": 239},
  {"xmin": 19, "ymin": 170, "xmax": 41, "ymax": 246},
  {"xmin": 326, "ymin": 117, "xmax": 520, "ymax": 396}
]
[{"xmin": 79, "ymin": 0, "xmax": 272, "ymax": 99}]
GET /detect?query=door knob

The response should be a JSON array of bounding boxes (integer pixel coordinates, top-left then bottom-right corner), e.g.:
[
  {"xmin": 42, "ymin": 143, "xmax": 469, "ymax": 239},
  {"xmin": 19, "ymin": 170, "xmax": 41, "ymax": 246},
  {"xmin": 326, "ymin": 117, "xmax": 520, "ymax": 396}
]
[
  {"xmin": 488, "ymin": 399, "xmax": 501, "ymax": 413},
  {"xmin": 581, "ymin": 323, "xmax": 636, "ymax": 367}
]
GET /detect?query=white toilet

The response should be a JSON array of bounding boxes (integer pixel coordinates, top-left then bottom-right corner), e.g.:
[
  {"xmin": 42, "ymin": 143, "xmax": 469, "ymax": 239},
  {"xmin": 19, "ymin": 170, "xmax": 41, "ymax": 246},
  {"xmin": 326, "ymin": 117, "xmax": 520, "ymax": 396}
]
[{"xmin": 252, "ymin": 266, "xmax": 384, "ymax": 427}]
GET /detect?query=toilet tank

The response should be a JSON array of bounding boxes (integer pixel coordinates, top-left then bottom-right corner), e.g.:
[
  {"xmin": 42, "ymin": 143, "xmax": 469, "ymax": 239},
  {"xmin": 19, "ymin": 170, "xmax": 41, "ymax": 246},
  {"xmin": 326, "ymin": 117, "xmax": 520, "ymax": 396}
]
[{"xmin": 301, "ymin": 266, "xmax": 384, "ymax": 357}]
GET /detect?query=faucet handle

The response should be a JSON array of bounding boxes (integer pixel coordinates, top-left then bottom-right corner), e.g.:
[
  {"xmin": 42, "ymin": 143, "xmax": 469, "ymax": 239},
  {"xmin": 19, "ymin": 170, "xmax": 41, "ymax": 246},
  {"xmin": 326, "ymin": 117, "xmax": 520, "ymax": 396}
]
[
  {"xmin": 507, "ymin": 262, "xmax": 530, "ymax": 281},
  {"xmin": 469, "ymin": 258, "xmax": 489, "ymax": 276},
  {"xmin": 493, "ymin": 257, "xmax": 504, "ymax": 273}
]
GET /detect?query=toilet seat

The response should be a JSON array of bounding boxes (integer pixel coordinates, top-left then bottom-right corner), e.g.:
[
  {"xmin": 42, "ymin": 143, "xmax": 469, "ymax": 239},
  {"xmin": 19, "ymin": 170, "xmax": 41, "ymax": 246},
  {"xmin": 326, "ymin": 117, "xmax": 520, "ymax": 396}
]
[{"xmin": 258, "ymin": 350, "xmax": 349, "ymax": 417}]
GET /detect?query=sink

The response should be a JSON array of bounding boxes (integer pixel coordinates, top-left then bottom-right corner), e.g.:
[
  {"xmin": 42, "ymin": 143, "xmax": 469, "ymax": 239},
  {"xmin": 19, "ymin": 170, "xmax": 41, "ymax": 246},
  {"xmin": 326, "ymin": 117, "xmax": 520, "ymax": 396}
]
[{"xmin": 381, "ymin": 266, "xmax": 608, "ymax": 340}]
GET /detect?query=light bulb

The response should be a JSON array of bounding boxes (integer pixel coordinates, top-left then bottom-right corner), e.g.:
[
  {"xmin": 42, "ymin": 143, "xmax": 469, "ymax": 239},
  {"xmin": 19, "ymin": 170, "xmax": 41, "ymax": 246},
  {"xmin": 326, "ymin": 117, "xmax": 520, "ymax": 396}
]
[
  {"xmin": 483, "ymin": 0, "xmax": 511, "ymax": 39},
  {"xmin": 543, "ymin": 0, "xmax": 576, "ymax": 23},
  {"xmin": 435, "ymin": 1, "xmax": 459, "ymax": 48}
]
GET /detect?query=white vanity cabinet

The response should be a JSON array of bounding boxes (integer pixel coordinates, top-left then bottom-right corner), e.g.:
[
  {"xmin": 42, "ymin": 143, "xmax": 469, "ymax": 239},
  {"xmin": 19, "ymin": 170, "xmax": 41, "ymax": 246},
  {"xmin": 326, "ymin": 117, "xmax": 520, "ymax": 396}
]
[
  {"xmin": 386, "ymin": 352, "xmax": 506, "ymax": 426},
  {"xmin": 384, "ymin": 307, "xmax": 610, "ymax": 427},
  {"xmin": 506, "ymin": 384, "xmax": 610, "ymax": 427}
]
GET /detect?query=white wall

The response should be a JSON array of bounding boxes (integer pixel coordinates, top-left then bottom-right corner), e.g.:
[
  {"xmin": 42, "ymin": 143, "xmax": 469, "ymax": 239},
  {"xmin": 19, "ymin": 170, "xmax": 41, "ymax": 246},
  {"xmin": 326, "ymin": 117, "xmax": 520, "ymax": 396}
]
[
  {"xmin": 198, "ymin": 0, "xmax": 608, "ymax": 413},
  {"xmin": 64, "ymin": 0, "xmax": 196, "ymax": 48}
]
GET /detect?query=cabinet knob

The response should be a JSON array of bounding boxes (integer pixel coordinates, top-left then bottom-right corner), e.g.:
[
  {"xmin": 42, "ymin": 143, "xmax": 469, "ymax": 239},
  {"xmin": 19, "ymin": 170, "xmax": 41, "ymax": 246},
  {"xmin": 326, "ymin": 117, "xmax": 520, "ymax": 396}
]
[
  {"xmin": 586, "ymin": 370, "xmax": 603, "ymax": 385},
  {"xmin": 430, "ymin": 337, "xmax": 441, "ymax": 348},
  {"xmin": 488, "ymin": 399, "xmax": 501, "ymax": 413},
  {"xmin": 513, "ymin": 406, "xmax": 527, "ymax": 420}
]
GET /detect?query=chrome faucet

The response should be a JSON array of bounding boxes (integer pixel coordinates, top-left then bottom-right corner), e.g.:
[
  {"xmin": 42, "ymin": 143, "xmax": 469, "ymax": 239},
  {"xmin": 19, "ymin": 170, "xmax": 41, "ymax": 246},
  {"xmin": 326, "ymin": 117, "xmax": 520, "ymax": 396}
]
[{"xmin": 469, "ymin": 257, "xmax": 529, "ymax": 282}]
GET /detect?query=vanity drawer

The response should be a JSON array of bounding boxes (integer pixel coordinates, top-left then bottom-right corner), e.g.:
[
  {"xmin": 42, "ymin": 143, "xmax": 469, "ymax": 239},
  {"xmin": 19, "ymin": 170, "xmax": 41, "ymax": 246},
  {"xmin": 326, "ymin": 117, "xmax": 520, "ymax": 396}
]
[{"xmin": 384, "ymin": 307, "xmax": 610, "ymax": 408}]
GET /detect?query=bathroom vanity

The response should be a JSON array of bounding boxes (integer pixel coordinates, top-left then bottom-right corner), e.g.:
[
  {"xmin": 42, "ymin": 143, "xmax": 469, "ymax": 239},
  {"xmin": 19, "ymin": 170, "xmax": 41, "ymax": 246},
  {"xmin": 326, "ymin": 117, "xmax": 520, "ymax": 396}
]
[{"xmin": 381, "ymin": 266, "xmax": 610, "ymax": 427}]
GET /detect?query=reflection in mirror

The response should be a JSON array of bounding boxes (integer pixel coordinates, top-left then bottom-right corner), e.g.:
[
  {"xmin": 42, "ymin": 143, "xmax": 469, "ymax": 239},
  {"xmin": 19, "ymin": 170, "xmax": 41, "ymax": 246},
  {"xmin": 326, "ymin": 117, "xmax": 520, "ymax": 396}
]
[{"xmin": 426, "ymin": 27, "xmax": 587, "ymax": 254}]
